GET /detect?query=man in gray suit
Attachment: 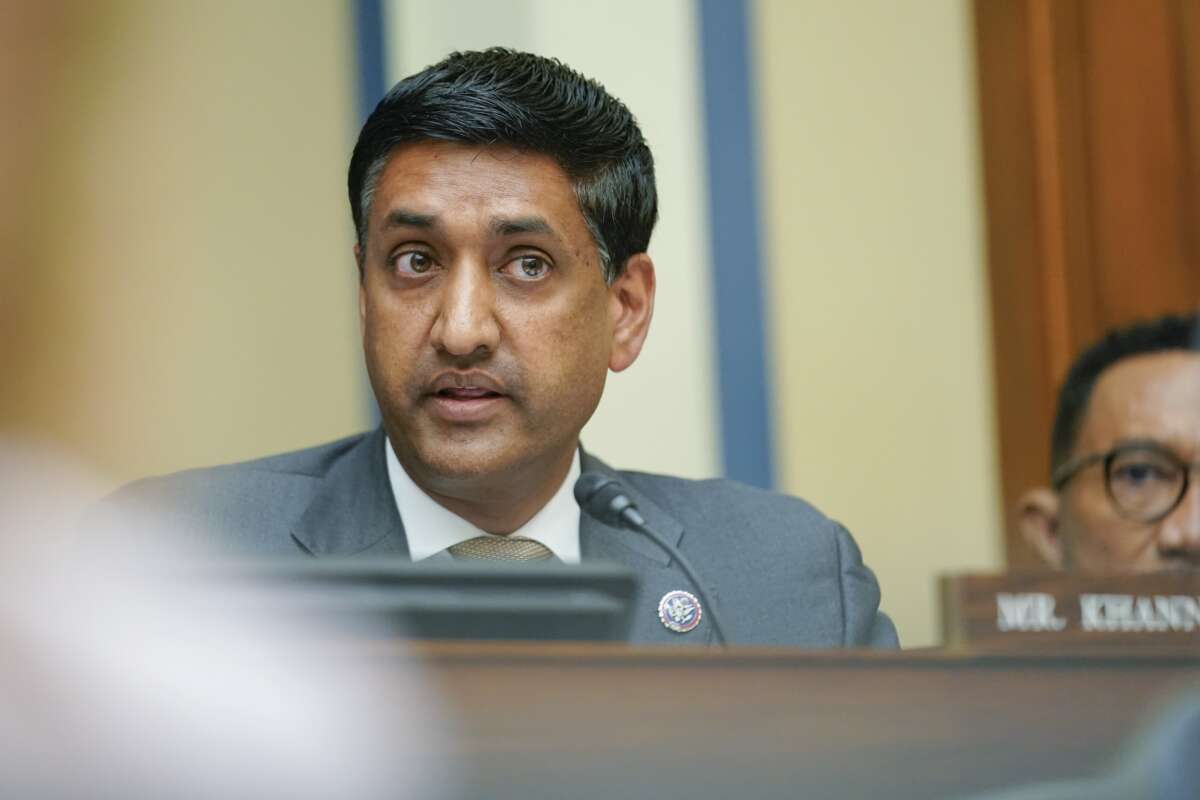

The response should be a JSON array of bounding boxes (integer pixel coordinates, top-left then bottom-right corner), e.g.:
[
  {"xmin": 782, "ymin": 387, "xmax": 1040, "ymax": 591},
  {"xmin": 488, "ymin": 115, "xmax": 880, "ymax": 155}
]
[{"xmin": 113, "ymin": 49, "xmax": 896, "ymax": 648}]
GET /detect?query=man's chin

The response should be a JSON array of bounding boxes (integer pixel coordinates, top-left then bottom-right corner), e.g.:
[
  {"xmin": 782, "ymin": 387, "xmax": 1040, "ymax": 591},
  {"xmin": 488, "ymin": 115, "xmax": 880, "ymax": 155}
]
[
  {"xmin": 385, "ymin": 415, "xmax": 578, "ymax": 493},
  {"xmin": 398, "ymin": 435, "xmax": 526, "ymax": 487},
  {"xmin": 418, "ymin": 455, "xmax": 509, "ymax": 485}
]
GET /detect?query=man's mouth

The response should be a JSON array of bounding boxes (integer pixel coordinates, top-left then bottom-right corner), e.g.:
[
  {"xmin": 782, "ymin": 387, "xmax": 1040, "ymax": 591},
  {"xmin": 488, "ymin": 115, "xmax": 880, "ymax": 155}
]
[
  {"xmin": 427, "ymin": 371, "xmax": 511, "ymax": 422},
  {"xmin": 426, "ymin": 376, "xmax": 509, "ymax": 423},
  {"xmin": 435, "ymin": 387, "xmax": 503, "ymax": 401}
]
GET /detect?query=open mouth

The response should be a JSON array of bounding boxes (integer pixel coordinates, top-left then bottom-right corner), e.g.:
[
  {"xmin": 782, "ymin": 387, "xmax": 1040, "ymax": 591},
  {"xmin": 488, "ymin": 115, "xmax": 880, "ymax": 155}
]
[
  {"xmin": 426, "ymin": 372, "xmax": 508, "ymax": 421},
  {"xmin": 435, "ymin": 387, "xmax": 503, "ymax": 400},
  {"xmin": 428, "ymin": 385, "xmax": 506, "ymax": 422}
]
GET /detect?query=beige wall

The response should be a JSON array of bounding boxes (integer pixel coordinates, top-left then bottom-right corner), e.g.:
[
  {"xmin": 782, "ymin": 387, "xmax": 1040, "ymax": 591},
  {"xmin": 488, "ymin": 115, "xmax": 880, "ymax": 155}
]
[
  {"xmin": 4, "ymin": 1, "xmax": 367, "ymax": 490},
  {"xmin": 754, "ymin": 0, "xmax": 1003, "ymax": 646}
]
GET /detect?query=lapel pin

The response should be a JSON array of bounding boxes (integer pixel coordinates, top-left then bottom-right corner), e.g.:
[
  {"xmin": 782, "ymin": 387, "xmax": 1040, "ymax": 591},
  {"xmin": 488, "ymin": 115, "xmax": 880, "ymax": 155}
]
[{"xmin": 658, "ymin": 590, "xmax": 702, "ymax": 633}]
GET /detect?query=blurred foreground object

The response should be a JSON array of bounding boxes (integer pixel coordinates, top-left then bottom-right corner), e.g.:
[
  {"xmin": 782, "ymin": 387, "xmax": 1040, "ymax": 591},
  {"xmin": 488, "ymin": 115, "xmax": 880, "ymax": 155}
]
[
  {"xmin": 966, "ymin": 689, "xmax": 1200, "ymax": 800},
  {"xmin": 0, "ymin": 1, "xmax": 74, "ymax": 400},
  {"xmin": 0, "ymin": 441, "xmax": 453, "ymax": 800}
]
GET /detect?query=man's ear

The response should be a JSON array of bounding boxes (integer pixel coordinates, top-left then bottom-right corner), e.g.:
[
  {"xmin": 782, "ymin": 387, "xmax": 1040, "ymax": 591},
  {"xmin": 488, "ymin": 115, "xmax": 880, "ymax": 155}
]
[
  {"xmin": 1018, "ymin": 488, "xmax": 1066, "ymax": 569},
  {"xmin": 354, "ymin": 243, "xmax": 366, "ymax": 337},
  {"xmin": 607, "ymin": 253, "xmax": 656, "ymax": 373}
]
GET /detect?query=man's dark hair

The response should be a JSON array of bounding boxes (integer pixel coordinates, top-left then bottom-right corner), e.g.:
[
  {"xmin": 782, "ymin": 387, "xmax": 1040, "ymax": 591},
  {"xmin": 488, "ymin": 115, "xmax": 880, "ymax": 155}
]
[
  {"xmin": 347, "ymin": 48, "xmax": 657, "ymax": 283},
  {"xmin": 1050, "ymin": 311, "xmax": 1200, "ymax": 473}
]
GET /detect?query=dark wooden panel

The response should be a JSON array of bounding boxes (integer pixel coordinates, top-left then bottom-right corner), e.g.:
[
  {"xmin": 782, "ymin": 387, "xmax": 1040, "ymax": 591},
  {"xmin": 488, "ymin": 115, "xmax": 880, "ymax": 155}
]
[
  {"xmin": 974, "ymin": 0, "xmax": 1058, "ymax": 567},
  {"xmin": 1029, "ymin": 0, "xmax": 1098, "ymax": 370},
  {"xmin": 1177, "ymin": 0, "xmax": 1200, "ymax": 270},
  {"xmin": 1084, "ymin": 0, "xmax": 1200, "ymax": 322}
]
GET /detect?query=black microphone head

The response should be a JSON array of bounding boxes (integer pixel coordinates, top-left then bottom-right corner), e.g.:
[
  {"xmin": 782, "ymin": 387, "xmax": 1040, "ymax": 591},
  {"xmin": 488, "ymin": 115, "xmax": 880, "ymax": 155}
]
[
  {"xmin": 572, "ymin": 471, "xmax": 612, "ymax": 505},
  {"xmin": 574, "ymin": 472, "xmax": 640, "ymax": 529}
]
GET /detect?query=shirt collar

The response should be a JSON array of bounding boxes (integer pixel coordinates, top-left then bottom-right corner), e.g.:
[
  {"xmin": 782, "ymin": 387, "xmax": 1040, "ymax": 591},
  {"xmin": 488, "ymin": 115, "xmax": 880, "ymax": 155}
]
[{"xmin": 384, "ymin": 439, "xmax": 581, "ymax": 563}]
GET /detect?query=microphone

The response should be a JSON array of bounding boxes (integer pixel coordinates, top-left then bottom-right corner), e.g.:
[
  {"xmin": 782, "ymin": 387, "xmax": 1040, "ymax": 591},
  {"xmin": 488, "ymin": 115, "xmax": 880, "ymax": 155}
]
[{"xmin": 574, "ymin": 472, "xmax": 730, "ymax": 646}]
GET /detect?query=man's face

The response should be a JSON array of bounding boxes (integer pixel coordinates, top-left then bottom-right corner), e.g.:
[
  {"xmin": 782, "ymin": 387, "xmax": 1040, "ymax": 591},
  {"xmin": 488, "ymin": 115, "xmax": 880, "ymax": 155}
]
[
  {"xmin": 1052, "ymin": 352, "xmax": 1200, "ymax": 571},
  {"xmin": 357, "ymin": 142, "xmax": 643, "ymax": 498}
]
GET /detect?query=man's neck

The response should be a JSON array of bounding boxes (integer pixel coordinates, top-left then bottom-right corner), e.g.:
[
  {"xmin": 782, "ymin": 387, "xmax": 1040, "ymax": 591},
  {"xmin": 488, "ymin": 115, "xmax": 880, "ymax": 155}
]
[{"xmin": 393, "ymin": 444, "xmax": 578, "ymax": 535}]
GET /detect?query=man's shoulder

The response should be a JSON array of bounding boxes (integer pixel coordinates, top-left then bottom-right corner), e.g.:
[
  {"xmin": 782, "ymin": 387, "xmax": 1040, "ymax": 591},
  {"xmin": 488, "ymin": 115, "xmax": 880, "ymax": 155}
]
[
  {"xmin": 98, "ymin": 432, "xmax": 374, "ymax": 550},
  {"xmin": 118, "ymin": 432, "xmax": 367, "ymax": 498},
  {"xmin": 617, "ymin": 468, "xmax": 841, "ymax": 541},
  {"xmin": 200, "ymin": 431, "xmax": 369, "ymax": 478}
]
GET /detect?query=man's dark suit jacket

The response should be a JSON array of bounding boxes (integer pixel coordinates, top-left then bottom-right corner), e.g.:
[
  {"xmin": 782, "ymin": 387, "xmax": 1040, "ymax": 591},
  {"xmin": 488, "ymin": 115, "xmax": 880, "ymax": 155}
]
[{"xmin": 108, "ymin": 429, "xmax": 899, "ymax": 648}]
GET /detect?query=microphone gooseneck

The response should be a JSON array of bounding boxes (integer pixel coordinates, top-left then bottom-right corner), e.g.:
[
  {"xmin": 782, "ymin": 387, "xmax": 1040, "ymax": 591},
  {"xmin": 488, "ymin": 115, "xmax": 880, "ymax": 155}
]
[{"xmin": 574, "ymin": 472, "xmax": 730, "ymax": 646}]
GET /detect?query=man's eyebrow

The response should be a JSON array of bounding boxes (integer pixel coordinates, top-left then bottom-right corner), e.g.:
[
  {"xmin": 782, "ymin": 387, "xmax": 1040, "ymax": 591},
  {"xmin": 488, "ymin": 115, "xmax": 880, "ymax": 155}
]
[
  {"xmin": 1111, "ymin": 437, "xmax": 1181, "ymax": 454},
  {"xmin": 492, "ymin": 216, "xmax": 557, "ymax": 238},
  {"xmin": 382, "ymin": 209, "xmax": 437, "ymax": 229}
]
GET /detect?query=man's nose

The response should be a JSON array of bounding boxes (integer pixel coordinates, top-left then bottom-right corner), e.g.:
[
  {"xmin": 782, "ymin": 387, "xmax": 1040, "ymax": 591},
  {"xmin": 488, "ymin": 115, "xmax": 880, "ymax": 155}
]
[
  {"xmin": 1156, "ymin": 473, "xmax": 1200, "ymax": 559},
  {"xmin": 429, "ymin": 264, "xmax": 500, "ymax": 359}
]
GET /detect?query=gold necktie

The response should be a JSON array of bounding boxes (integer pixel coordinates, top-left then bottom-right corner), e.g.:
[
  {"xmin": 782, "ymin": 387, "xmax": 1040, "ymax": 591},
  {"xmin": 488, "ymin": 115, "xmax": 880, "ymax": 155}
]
[{"xmin": 447, "ymin": 535, "xmax": 555, "ymax": 561}]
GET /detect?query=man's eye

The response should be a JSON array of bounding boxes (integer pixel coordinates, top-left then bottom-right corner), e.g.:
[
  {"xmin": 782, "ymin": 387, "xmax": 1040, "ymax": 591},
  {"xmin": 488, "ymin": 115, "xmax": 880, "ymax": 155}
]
[
  {"xmin": 504, "ymin": 255, "xmax": 551, "ymax": 281},
  {"xmin": 392, "ymin": 251, "xmax": 435, "ymax": 275},
  {"xmin": 1112, "ymin": 462, "xmax": 1175, "ymax": 486}
]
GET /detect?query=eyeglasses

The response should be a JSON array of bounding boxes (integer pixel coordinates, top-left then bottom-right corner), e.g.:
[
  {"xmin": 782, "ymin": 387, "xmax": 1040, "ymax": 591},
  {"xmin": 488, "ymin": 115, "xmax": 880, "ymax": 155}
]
[{"xmin": 1052, "ymin": 442, "xmax": 1200, "ymax": 523}]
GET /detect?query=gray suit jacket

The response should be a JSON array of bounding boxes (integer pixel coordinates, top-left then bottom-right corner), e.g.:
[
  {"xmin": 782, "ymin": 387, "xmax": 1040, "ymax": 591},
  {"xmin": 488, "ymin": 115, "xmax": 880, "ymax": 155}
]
[{"xmin": 107, "ymin": 429, "xmax": 898, "ymax": 648}]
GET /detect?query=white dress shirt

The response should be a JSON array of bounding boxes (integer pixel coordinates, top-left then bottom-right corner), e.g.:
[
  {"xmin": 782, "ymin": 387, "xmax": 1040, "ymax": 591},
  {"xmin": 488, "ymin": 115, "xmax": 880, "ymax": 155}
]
[{"xmin": 385, "ymin": 440, "xmax": 582, "ymax": 563}]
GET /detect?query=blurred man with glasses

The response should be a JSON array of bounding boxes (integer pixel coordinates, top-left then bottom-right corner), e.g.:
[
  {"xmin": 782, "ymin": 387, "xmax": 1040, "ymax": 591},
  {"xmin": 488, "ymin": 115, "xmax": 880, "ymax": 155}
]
[{"xmin": 1019, "ymin": 312, "xmax": 1200, "ymax": 572}]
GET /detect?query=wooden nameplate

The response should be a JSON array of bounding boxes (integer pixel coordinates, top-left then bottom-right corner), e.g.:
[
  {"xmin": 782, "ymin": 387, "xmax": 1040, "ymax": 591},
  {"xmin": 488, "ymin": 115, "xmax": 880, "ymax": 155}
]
[{"xmin": 941, "ymin": 571, "xmax": 1200, "ymax": 652}]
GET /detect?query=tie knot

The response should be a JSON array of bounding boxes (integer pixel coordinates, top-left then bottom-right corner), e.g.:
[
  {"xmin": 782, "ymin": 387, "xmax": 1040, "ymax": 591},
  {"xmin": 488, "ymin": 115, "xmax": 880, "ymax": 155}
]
[{"xmin": 447, "ymin": 535, "xmax": 555, "ymax": 562}]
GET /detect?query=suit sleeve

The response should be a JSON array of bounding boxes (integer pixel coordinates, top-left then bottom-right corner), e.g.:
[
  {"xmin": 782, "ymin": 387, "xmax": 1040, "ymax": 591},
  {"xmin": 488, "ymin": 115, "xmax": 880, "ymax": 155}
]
[{"xmin": 834, "ymin": 523, "xmax": 900, "ymax": 648}]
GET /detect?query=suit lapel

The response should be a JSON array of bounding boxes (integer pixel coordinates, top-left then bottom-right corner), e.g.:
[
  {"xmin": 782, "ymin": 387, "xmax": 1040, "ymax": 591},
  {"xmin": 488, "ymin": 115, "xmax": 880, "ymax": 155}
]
[
  {"xmin": 290, "ymin": 438, "xmax": 715, "ymax": 645},
  {"xmin": 291, "ymin": 428, "xmax": 410, "ymax": 557},
  {"xmin": 579, "ymin": 451, "xmax": 715, "ymax": 646}
]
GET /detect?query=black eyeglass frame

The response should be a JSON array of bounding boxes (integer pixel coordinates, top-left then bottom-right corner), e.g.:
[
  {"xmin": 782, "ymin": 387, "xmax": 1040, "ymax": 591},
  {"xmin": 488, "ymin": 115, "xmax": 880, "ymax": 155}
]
[{"xmin": 1051, "ymin": 441, "xmax": 1198, "ymax": 524}]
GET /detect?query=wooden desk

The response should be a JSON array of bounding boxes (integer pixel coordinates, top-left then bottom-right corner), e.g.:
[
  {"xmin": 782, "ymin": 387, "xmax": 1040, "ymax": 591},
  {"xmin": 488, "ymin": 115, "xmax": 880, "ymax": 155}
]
[{"xmin": 385, "ymin": 644, "xmax": 1199, "ymax": 800}]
